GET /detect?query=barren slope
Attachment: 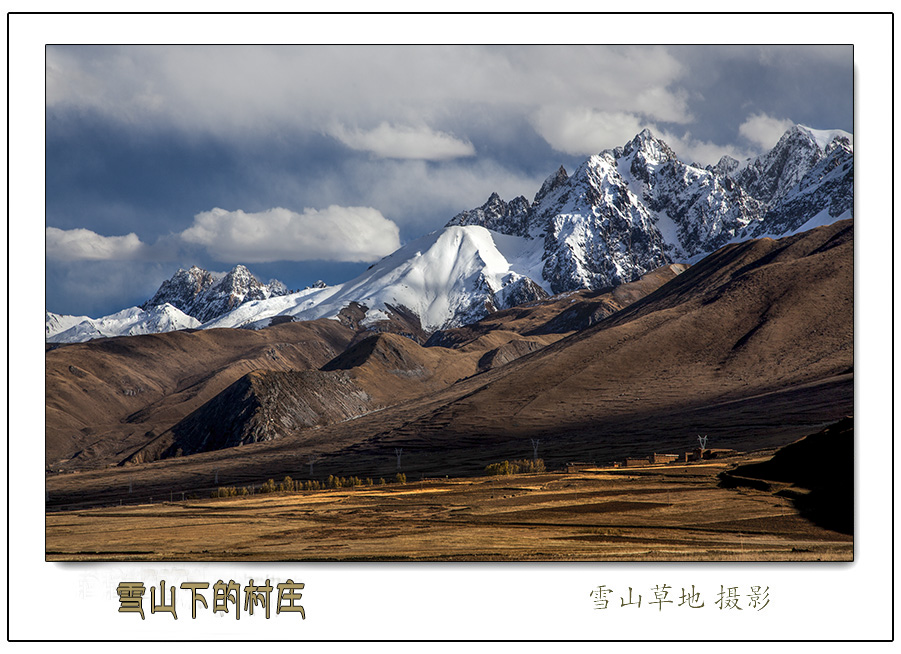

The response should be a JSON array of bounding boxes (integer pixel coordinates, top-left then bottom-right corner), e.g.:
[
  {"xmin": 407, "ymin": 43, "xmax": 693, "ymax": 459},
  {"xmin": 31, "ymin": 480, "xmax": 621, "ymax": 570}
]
[
  {"xmin": 45, "ymin": 320, "xmax": 355, "ymax": 469},
  {"xmin": 424, "ymin": 263, "xmax": 687, "ymax": 348},
  {"xmin": 122, "ymin": 332, "xmax": 488, "ymax": 464}
]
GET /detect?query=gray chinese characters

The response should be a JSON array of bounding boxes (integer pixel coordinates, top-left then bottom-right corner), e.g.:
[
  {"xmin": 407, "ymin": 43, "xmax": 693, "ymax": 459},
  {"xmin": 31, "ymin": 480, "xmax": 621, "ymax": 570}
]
[{"xmin": 590, "ymin": 585, "xmax": 769, "ymax": 611}]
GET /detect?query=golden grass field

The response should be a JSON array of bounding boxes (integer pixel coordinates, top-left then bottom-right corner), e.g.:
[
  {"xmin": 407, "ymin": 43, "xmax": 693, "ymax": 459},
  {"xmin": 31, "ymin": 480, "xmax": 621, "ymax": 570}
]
[{"xmin": 46, "ymin": 454, "xmax": 852, "ymax": 562}]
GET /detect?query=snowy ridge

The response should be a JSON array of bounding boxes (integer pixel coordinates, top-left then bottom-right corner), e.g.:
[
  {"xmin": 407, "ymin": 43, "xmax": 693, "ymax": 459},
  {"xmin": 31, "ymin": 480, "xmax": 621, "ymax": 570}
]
[
  {"xmin": 47, "ymin": 304, "xmax": 201, "ymax": 344},
  {"xmin": 745, "ymin": 134, "xmax": 853, "ymax": 238},
  {"xmin": 796, "ymin": 124, "xmax": 852, "ymax": 151},
  {"xmin": 46, "ymin": 311, "xmax": 90, "ymax": 339}
]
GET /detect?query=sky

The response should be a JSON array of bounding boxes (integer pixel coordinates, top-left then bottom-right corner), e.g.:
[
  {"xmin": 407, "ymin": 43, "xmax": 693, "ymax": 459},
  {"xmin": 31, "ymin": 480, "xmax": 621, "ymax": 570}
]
[{"xmin": 45, "ymin": 44, "xmax": 853, "ymax": 317}]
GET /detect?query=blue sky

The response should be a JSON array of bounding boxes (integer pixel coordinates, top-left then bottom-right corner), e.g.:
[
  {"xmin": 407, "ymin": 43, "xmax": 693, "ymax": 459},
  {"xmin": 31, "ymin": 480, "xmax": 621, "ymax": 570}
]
[{"xmin": 45, "ymin": 45, "xmax": 853, "ymax": 317}]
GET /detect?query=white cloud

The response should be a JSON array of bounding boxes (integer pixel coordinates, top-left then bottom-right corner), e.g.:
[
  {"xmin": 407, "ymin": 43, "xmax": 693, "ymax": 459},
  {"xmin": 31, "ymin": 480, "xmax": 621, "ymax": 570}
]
[
  {"xmin": 532, "ymin": 107, "xmax": 650, "ymax": 156},
  {"xmin": 180, "ymin": 206, "xmax": 401, "ymax": 263},
  {"xmin": 46, "ymin": 227, "xmax": 147, "ymax": 261},
  {"xmin": 45, "ymin": 46, "xmax": 692, "ymax": 142},
  {"xmin": 45, "ymin": 45, "xmax": 848, "ymax": 167},
  {"xmin": 632, "ymin": 86, "xmax": 692, "ymax": 124},
  {"xmin": 529, "ymin": 109, "xmax": 756, "ymax": 167},
  {"xmin": 739, "ymin": 113, "xmax": 794, "ymax": 150},
  {"xmin": 244, "ymin": 156, "xmax": 548, "ymax": 238},
  {"xmin": 656, "ymin": 129, "xmax": 754, "ymax": 167},
  {"xmin": 328, "ymin": 122, "xmax": 475, "ymax": 160}
]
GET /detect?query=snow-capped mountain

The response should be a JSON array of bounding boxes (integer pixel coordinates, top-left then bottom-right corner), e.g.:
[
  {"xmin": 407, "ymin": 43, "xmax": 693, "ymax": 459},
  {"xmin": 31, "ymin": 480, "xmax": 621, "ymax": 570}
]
[
  {"xmin": 744, "ymin": 131, "xmax": 853, "ymax": 238},
  {"xmin": 142, "ymin": 264, "xmax": 289, "ymax": 323},
  {"xmin": 203, "ymin": 225, "xmax": 549, "ymax": 332},
  {"xmin": 451, "ymin": 125, "xmax": 852, "ymax": 293},
  {"xmin": 47, "ymin": 124, "xmax": 852, "ymax": 343},
  {"xmin": 734, "ymin": 125, "xmax": 852, "ymax": 205},
  {"xmin": 47, "ymin": 304, "xmax": 201, "ymax": 344},
  {"xmin": 46, "ymin": 311, "xmax": 91, "ymax": 340}
]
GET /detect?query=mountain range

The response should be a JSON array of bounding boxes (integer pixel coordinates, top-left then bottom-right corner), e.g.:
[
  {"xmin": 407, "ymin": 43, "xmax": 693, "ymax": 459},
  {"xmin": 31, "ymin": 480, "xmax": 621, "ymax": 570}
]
[{"xmin": 46, "ymin": 124, "xmax": 852, "ymax": 344}]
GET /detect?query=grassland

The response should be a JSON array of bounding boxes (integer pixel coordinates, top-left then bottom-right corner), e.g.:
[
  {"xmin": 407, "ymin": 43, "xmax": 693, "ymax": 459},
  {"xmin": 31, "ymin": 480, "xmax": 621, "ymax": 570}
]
[{"xmin": 46, "ymin": 454, "xmax": 852, "ymax": 562}]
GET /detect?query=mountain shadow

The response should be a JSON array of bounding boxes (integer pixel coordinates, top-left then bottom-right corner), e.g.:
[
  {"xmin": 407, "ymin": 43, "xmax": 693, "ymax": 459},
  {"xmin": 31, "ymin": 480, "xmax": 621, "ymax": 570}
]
[{"xmin": 720, "ymin": 416, "xmax": 853, "ymax": 535}]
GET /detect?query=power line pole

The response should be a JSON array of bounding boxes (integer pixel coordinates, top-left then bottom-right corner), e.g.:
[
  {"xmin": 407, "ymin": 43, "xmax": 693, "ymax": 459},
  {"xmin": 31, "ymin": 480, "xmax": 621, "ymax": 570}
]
[{"xmin": 395, "ymin": 448, "xmax": 403, "ymax": 470}]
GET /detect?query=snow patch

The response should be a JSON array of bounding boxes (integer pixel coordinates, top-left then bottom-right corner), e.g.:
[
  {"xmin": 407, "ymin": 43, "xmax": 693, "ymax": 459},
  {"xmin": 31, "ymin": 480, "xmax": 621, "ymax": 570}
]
[
  {"xmin": 797, "ymin": 125, "xmax": 853, "ymax": 151},
  {"xmin": 360, "ymin": 308, "xmax": 392, "ymax": 327}
]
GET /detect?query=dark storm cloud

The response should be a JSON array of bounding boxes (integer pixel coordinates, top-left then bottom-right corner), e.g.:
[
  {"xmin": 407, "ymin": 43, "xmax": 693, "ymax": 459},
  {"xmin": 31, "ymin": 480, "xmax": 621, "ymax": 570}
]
[
  {"xmin": 46, "ymin": 260, "xmax": 174, "ymax": 317},
  {"xmin": 665, "ymin": 45, "xmax": 853, "ymax": 146}
]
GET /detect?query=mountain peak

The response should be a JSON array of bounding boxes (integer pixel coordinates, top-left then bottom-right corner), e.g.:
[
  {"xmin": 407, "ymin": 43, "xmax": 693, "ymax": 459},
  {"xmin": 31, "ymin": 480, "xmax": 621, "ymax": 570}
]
[
  {"xmin": 446, "ymin": 191, "xmax": 532, "ymax": 238},
  {"xmin": 711, "ymin": 155, "xmax": 740, "ymax": 176},
  {"xmin": 736, "ymin": 124, "xmax": 835, "ymax": 205},
  {"xmin": 141, "ymin": 264, "xmax": 288, "ymax": 323},
  {"xmin": 621, "ymin": 128, "xmax": 678, "ymax": 164},
  {"xmin": 533, "ymin": 165, "xmax": 569, "ymax": 206},
  {"xmin": 222, "ymin": 264, "xmax": 256, "ymax": 285}
]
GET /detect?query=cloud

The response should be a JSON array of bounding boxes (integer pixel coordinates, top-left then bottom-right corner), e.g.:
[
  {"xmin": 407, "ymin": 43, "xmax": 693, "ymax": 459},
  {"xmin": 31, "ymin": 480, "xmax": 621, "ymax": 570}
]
[
  {"xmin": 333, "ymin": 158, "xmax": 549, "ymax": 235},
  {"xmin": 739, "ymin": 113, "xmax": 794, "ymax": 150},
  {"xmin": 529, "ymin": 109, "xmax": 758, "ymax": 167},
  {"xmin": 180, "ymin": 206, "xmax": 401, "ymax": 263},
  {"xmin": 328, "ymin": 122, "xmax": 475, "ymax": 160},
  {"xmin": 655, "ymin": 129, "xmax": 755, "ymax": 167},
  {"xmin": 532, "ymin": 107, "xmax": 650, "ymax": 156},
  {"xmin": 45, "ymin": 45, "xmax": 848, "ymax": 163},
  {"xmin": 46, "ymin": 227, "xmax": 147, "ymax": 261},
  {"xmin": 45, "ymin": 46, "xmax": 692, "ymax": 143}
]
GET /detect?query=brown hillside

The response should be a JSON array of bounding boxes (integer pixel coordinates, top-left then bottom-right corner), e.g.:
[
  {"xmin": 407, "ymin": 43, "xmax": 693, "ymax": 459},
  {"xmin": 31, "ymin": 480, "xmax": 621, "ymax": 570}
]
[
  {"xmin": 125, "ymin": 333, "xmax": 485, "ymax": 464},
  {"xmin": 425, "ymin": 263, "xmax": 686, "ymax": 348},
  {"xmin": 145, "ymin": 264, "xmax": 689, "ymax": 464},
  {"xmin": 45, "ymin": 319, "xmax": 355, "ymax": 469},
  {"xmin": 47, "ymin": 259, "xmax": 681, "ymax": 473},
  {"xmin": 322, "ymin": 332, "xmax": 483, "ymax": 405},
  {"xmin": 122, "ymin": 369, "xmax": 378, "ymax": 464}
]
